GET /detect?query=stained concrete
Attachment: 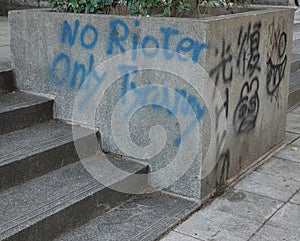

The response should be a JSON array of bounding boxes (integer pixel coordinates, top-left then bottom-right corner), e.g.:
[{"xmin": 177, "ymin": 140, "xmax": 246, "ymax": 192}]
[
  {"xmin": 0, "ymin": 92, "xmax": 53, "ymax": 134},
  {"xmin": 250, "ymin": 224, "xmax": 300, "ymax": 241},
  {"xmin": 162, "ymin": 104, "xmax": 300, "ymax": 241},
  {"xmin": 0, "ymin": 159, "xmax": 148, "ymax": 241},
  {"xmin": 234, "ymin": 171, "xmax": 299, "ymax": 202},
  {"xmin": 256, "ymin": 157, "xmax": 300, "ymax": 182},
  {"xmin": 9, "ymin": 8, "xmax": 294, "ymax": 200},
  {"xmin": 55, "ymin": 192, "xmax": 199, "ymax": 241}
]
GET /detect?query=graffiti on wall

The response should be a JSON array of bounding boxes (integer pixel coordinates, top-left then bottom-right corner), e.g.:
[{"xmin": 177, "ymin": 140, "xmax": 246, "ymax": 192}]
[
  {"xmin": 209, "ymin": 21, "xmax": 262, "ymax": 185},
  {"xmin": 234, "ymin": 22, "xmax": 261, "ymax": 134},
  {"xmin": 234, "ymin": 78, "xmax": 259, "ymax": 133},
  {"xmin": 50, "ymin": 19, "xmax": 207, "ymax": 91},
  {"xmin": 266, "ymin": 17, "xmax": 287, "ymax": 97},
  {"xmin": 50, "ymin": 18, "xmax": 207, "ymax": 148}
]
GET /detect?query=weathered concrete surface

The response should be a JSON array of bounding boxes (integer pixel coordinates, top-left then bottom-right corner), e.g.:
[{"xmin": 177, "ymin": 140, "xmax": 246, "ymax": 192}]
[
  {"xmin": 0, "ymin": 92, "xmax": 53, "ymax": 134},
  {"xmin": 9, "ymin": 8, "xmax": 294, "ymax": 200},
  {"xmin": 0, "ymin": 159, "xmax": 148, "ymax": 241},
  {"xmin": 54, "ymin": 192, "xmax": 199, "ymax": 241},
  {"xmin": 162, "ymin": 106, "xmax": 300, "ymax": 241},
  {"xmin": 0, "ymin": 121, "xmax": 98, "ymax": 191}
]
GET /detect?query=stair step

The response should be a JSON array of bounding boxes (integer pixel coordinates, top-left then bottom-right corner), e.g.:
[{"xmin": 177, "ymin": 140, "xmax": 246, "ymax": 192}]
[
  {"xmin": 55, "ymin": 192, "xmax": 199, "ymax": 241},
  {"xmin": 0, "ymin": 121, "xmax": 98, "ymax": 191},
  {"xmin": 0, "ymin": 91, "xmax": 53, "ymax": 134},
  {"xmin": 0, "ymin": 158, "xmax": 149, "ymax": 241},
  {"xmin": 0, "ymin": 69, "xmax": 13, "ymax": 93},
  {"xmin": 288, "ymin": 72, "xmax": 300, "ymax": 108}
]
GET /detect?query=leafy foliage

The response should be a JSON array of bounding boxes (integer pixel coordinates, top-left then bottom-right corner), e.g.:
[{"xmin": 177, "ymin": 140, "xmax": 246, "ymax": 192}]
[{"xmin": 48, "ymin": 0, "xmax": 249, "ymax": 16}]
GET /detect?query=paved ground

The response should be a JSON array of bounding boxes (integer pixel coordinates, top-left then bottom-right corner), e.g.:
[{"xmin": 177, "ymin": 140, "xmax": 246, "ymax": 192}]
[{"xmin": 161, "ymin": 105, "xmax": 300, "ymax": 240}]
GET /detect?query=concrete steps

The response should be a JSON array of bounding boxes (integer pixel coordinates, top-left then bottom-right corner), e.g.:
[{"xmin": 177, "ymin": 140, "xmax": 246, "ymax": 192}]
[
  {"xmin": 0, "ymin": 91, "xmax": 53, "ymax": 134},
  {"xmin": 0, "ymin": 122, "xmax": 97, "ymax": 191},
  {"xmin": 0, "ymin": 64, "xmax": 199, "ymax": 241},
  {"xmin": 55, "ymin": 192, "xmax": 199, "ymax": 241},
  {"xmin": 0, "ymin": 159, "xmax": 148, "ymax": 241}
]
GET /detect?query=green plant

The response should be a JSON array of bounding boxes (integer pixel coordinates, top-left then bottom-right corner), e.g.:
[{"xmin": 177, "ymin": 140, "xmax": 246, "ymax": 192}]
[
  {"xmin": 48, "ymin": 0, "xmax": 249, "ymax": 16},
  {"xmin": 48, "ymin": 0, "xmax": 114, "ymax": 13}
]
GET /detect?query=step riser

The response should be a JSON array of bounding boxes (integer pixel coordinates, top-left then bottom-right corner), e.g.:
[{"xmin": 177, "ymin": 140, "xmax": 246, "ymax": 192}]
[
  {"xmin": 0, "ymin": 132, "xmax": 99, "ymax": 191},
  {"xmin": 0, "ymin": 101, "xmax": 53, "ymax": 135},
  {"xmin": 0, "ymin": 70, "xmax": 13, "ymax": 93},
  {"xmin": 5, "ymin": 168, "xmax": 149, "ymax": 241}
]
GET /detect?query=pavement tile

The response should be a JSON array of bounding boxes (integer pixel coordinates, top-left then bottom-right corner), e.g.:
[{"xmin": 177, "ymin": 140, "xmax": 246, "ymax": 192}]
[
  {"xmin": 285, "ymin": 131, "xmax": 300, "ymax": 145},
  {"xmin": 0, "ymin": 58, "xmax": 11, "ymax": 70},
  {"xmin": 250, "ymin": 224, "xmax": 300, "ymax": 241},
  {"xmin": 290, "ymin": 191, "xmax": 300, "ymax": 205},
  {"xmin": 161, "ymin": 231, "xmax": 201, "ymax": 241},
  {"xmin": 0, "ymin": 29, "xmax": 10, "ymax": 35},
  {"xmin": 291, "ymin": 137, "xmax": 300, "ymax": 147},
  {"xmin": 234, "ymin": 171, "xmax": 299, "ymax": 202},
  {"xmin": 0, "ymin": 46, "xmax": 10, "ymax": 59},
  {"xmin": 201, "ymin": 190, "xmax": 282, "ymax": 224},
  {"xmin": 268, "ymin": 203, "xmax": 300, "ymax": 230},
  {"xmin": 256, "ymin": 157, "xmax": 300, "ymax": 182},
  {"xmin": 274, "ymin": 145, "xmax": 300, "ymax": 163},
  {"xmin": 0, "ymin": 25, "xmax": 9, "ymax": 34},
  {"xmin": 0, "ymin": 35, "xmax": 10, "ymax": 46},
  {"xmin": 291, "ymin": 105, "xmax": 300, "ymax": 114},
  {"xmin": 286, "ymin": 112, "xmax": 300, "ymax": 134},
  {"xmin": 175, "ymin": 209, "xmax": 259, "ymax": 241}
]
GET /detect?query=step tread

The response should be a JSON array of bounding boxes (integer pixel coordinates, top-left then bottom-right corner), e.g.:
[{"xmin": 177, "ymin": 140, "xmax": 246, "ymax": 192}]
[
  {"xmin": 0, "ymin": 157, "xmax": 147, "ymax": 240},
  {"xmin": 0, "ymin": 121, "xmax": 90, "ymax": 166},
  {"xmin": 0, "ymin": 91, "xmax": 53, "ymax": 134},
  {"xmin": 55, "ymin": 192, "xmax": 199, "ymax": 241},
  {"xmin": 0, "ymin": 121, "xmax": 100, "ymax": 192},
  {"xmin": 0, "ymin": 91, "xmax": 51, "ymax": 113}
]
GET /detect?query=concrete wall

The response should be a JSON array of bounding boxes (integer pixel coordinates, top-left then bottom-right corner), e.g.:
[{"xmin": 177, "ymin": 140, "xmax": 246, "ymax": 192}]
[
  {"xmin": 9, "ymin": 8, "xmax": 294, "ymax": 201},
  {"xmin": 0, "ymin": 0, "xmax": 49, "ymax": 16}
]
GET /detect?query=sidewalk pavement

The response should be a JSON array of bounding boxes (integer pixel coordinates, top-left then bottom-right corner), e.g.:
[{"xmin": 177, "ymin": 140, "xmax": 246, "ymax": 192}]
[
  {"xmin": 1, "ymin": 10, "xmax": 300, "ymax": 241},
  {"xmin": 161, "ymin": 103, "xmax": 300, "ymax": 241}
]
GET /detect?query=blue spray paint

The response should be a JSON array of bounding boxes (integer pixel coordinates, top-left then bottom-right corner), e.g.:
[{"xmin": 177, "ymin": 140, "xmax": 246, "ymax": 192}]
[
  {"xmin": 78, "ymin": 69, "xmax": 107, "ymax": 111},
  {"xmin": 50, "ymin": 53, "xmax": 71, "ymax": 87},
  {"xmin": 106, "ymin": 19, "xmax": 129, "ymax": 55}
]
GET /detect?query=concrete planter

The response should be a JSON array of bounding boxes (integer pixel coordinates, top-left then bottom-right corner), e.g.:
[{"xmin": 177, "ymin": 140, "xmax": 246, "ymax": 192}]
[{"xmin": 9, "ymin": 7, "xmax": 294, "ymax": 201}]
